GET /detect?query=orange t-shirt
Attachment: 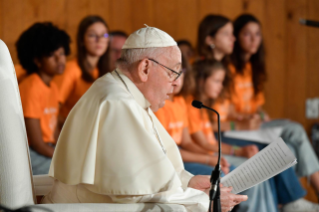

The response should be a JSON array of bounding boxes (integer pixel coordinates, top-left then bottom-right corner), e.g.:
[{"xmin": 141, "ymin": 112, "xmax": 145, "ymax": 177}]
[
  {"xmin": 53, "ymin": 59, "xmax": 98, "ymax": 118},
  {"xmin": 185, "ymin": 96, "xmax": 217, "ymax": 145},
  {"xmin": 14, "ymin": 64, "xmax": 28, "ymax": 83},
  {"xmin": 212, "ymin": 99, "xmax": 230, "ymax": 122},
  {"xmin": 229, "ymin": 63, "xmax": 265, "ymax": 114},
  {"xmin": 155, "ymin": 96, "xmax": 188, "ymax": 145},
  {"xmin": 19, "ymin": 73, "xmax": 59, "ymax": 143}
]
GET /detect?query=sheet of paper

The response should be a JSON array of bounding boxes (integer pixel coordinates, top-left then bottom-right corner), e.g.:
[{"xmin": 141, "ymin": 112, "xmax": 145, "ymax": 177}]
[
  {"xmin": 223, "ymin": 127, "xmax": 283, "ymax": 144},
  {"xmin": 221, "ymin": 137, "xmax": 297, "ymax": 194}
]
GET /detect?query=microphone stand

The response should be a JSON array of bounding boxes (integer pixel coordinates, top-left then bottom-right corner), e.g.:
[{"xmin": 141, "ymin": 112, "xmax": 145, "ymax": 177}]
[
  {"xmin": 201, "ymin": 104, "xmax": 222, "ymax": 212},
  {"xmin": 191, "ymin": 100, "xmax": 222, "ymax": 212}
]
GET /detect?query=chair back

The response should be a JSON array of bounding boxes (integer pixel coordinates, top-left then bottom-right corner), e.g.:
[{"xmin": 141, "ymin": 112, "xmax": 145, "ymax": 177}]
[{"xmin": 0, "ymin": 39, "xmax": 35, "ymax": 208}]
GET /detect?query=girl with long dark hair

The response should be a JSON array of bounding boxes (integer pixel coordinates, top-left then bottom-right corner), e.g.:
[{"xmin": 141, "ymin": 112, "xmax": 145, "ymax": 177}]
[
  {"xmin": 197, "ymin": 14, "xmax": 234, "ymax": 64},
  {"xmin": 194, "ymin": 14, "xmax": 318, "ymax": 212},
  {"xmin": 196, "ymin": 14, "xmax": 259, "ymax": 157},
  {"xmin": 230, "ymin": 14, "xmax": 267, "ymax": 119},
  {"xmin": 184, "ymin": 58, "xmax": 280, "ymax": 212},
  {"xmin": 55, "ymin": 15, "xmax": 110, "ymax": 121},
  {"xmin": 230, "ymin": 14, "xmax": 319, "ymax": 211}
]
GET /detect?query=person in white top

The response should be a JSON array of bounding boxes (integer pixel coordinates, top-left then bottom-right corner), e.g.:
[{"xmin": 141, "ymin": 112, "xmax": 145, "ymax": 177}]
[{"xmin": 42, "ymin": 25, "xmax": 248, "ymax": 212}]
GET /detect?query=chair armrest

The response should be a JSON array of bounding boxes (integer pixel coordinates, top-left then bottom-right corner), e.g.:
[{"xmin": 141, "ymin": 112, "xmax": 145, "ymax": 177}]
[
  {"xmin": 33, "ymin": 203, "xmax": 187, "ymax": 212},
  {"xmin": 32, "ymin": 177, "xmax": 187, "ymax": 211},
  {"xmin": 33, "ymin": 175, "xmax": 54, "ymax": 196}
]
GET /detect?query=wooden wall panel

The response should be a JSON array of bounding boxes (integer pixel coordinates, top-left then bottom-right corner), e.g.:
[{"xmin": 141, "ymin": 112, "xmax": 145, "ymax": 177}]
[
  {"xmin": 263, "ymin": 0, "xmax": 287, "ymax": 119},
  {"xmin": 65, "ymin": 0, "xmax": 89, "ymax": 59},
  {"xmin": 242, "ymin": 0, "xmax": 265, "ymax": 24},
  {"xmin": 153, "ymin": 0, "xmax": 178, "ymax": 40},
  {"xmin": 305, "ymin": 0, "xmax": 319, "ymax": 132},
  {"xmin": 23, "ymin": 0, "xmax": 45, "ymax": 28},
  {"xmin": 130, "ymin": 0, "xmax": 154, "ymax": 32},
  {"xmin": 285, "ymin": 0, "xmax": 308, "ymax": 127},
  {"xmin": 306, "ymin": 0, "xmax": 319, "ymax": 98},
  {"xmin": 198, "ymin": 0, "xmax": 220, "ymax": 22},
  {"xmin": 1, "ymin": 0, "xmax": 319, "ymax": 132},
  {"xmin": 175, "ymin": 0, "xmax": 198, "ymax": 45},
  {"xmin": 2, "ymin": 0, "xmax": 23, "ymax": 62},
  {"xmin": 220, "ymin": 0, "xmax": 242, "ymax": 20},
  {"xmin": 43, "ymin": 0, "xmax": 67, "ymax": 29},
  {"xmin": 195, "ymin": 0, "xmax": 221, "ymax": 48},
  {"xmin": 0, "ymin": 0, "xmax": 2, "ymax": 38},
  {"xmin": 109, "ymin": 0, "xmax": 133, "ymax": 33},
  {"xmin": 88, "ymin": 0, "xmax": 110, "ymax": 23}
]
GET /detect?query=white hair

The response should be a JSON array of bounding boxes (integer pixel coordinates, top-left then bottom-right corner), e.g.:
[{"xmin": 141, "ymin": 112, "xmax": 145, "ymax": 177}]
[{"xmin": 116, "ymin": 47, "xmax": 177, "ymax": 70}]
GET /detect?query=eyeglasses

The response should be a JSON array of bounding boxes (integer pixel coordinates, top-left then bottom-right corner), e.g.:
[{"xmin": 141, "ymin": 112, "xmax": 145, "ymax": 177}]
[
  {"xmin": 148, "ymin": 58, "xmax": 182, "ymax": 82},
  {"xmin": 87, "ymin": 33, "xmax": 109, "ymax": 41}
]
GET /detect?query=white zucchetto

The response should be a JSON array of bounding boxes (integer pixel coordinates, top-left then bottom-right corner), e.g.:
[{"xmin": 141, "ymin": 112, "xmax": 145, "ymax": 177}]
[{"xmin": 122, "ymin": 25, "xmax": 177, "ymax": 49}]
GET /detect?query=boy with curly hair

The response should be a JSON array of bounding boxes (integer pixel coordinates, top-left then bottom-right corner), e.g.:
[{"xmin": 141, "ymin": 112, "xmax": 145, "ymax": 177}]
[{"xmin": 16, "ymin": 22, "xmax": 71, "ymax": 175}]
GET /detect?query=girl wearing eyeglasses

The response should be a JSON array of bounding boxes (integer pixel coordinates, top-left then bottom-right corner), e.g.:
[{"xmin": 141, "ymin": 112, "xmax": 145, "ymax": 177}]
[{"xmin": 54, "ymin": 15, "xmax": 110, "ymax": 123}]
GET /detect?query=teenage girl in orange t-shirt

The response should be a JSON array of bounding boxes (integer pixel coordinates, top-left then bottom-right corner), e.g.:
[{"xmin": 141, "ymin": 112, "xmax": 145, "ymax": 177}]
[
  {"xmin": 186, "ymin": 60, "xmax": 258, "ymax": 159},
  {"xmin": 54, "ymin": 15, "xmax": 110, "ymax": 121},
  {"xmin": 195, "ymin": 15, "xmax": 316, "ymax": 210},
  {"xmin": 16, "ymin": 22, "xmax": 70, "ymax": 174},
  {"xmin": 196, "ymin": 14, "xmax": 259, "ymax": 158},
  {"xmin": 155, "ymin": 57, "xmax": 230, "ymax": 175},
  {"xmin": 229, "ymin": 14, "xmax": 268, "ymax": 123},
  {"xmin": 230, "ymin": 14, "xmax": 319, "ymax": 197},
  {"xmin": 197, "ymin": 14, "xmax": 265, "ymax": 133}
]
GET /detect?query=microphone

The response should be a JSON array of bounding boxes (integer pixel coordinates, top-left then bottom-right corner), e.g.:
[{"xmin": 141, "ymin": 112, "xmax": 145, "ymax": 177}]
[
  {"xmin": 300, "ymin": 19, "xmax": 319, "ymax": 28},
  {"xmin": 192, "ymin": 100, "xmax": 221, "ymax": 212},
  {"xmin": 191, "ymin": 100, "xmax": 203, "ymax": 109}
]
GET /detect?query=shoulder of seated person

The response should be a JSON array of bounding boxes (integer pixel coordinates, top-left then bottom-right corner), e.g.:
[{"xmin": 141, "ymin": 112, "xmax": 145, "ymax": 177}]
[
  {"xmin": 85, "ymin": 75, "xmax": 136, "ymax": 104},
  {"xmin": 184, "ymin": 95, "xmax": 194, "ymax": 103},
  {"xmin": 18, "ymin": 75, "xmax": 46, "ymax": 100},
  {"xmin": 64, "ymin": 59, "xmax": 82, "ymax": 76},
  {"xmin": 19, "ymin": 74, "xmax": 41, "ymax": 89}
]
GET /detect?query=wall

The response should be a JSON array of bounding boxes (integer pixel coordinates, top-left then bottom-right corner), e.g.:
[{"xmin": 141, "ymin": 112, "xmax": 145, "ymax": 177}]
[{"xmin": 0, "ymin": 0, "xmax": 319, "ymax": 132}]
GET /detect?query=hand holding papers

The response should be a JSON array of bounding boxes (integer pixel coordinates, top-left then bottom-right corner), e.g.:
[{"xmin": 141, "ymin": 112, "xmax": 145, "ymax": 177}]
[{"xmin": 221, "ymin": 138, "xmax": 296, "ymax": 194}]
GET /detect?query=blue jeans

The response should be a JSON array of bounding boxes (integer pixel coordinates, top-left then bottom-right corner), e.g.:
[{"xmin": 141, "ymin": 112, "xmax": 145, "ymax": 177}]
[
  {"xmin": 220, "ymin": 133, "xmax": 306, "ymax": 205},
  {"xmin": 29, "ymin": 147, "xmax": 52, "ymax": 175}
]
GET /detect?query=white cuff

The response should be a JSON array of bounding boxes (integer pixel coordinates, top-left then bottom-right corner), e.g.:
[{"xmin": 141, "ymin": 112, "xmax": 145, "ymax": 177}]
[{"xmin": 179, "ymin": 169, "xmax": 194, "ymax": 190}]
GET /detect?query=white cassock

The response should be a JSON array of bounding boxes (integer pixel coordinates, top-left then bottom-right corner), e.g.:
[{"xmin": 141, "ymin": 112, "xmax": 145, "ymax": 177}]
[{"xmin": 43, "ymin": 69, "xmax": 209, "ymax": 211}]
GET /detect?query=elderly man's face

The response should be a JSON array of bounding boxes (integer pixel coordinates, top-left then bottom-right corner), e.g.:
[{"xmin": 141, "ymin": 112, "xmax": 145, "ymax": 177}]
[{"xmin": 147, "ymin": 46, "xmax": 182, "ymax": 111}]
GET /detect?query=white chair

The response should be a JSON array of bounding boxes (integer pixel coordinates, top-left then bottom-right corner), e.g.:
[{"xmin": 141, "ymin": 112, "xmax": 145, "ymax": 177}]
[{"xmin": 0, "ymin": 39, "xmax": 187, "ymax": 212}]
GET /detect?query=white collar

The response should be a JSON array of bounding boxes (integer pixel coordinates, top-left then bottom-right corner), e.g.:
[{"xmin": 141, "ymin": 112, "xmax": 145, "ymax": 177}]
[{"xmin": 112, "ymin": 69, "xmax": 151, "ymax": 110}]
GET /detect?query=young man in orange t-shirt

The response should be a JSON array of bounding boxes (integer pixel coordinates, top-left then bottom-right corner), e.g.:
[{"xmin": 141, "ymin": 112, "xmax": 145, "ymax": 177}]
[{"xmin": 16, "ymin": 22, "xmax": 71, "ymax": 174}]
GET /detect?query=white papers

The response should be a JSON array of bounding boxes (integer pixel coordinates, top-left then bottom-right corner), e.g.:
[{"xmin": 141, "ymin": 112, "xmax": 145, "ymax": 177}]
[
  {"xmin": 221, "ymin": 137, "xmax": 297, "ymax": 194},
  {"xmin": 224, "ymin": 127, "xmax": 283, "ymax": 144}
]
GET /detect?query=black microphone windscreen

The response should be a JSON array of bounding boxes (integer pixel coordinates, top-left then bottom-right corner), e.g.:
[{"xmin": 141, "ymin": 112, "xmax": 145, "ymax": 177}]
[
  {"xmin": 192, "ymin": 100, "xmax": 203, "ymax": 109},
  {"xmin": 300, "ymin": 18, "xmax": 319, "ymax": 28}
]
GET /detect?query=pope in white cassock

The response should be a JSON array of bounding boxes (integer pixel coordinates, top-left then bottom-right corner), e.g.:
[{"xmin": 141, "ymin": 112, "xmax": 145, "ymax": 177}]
[{"xmin": 42, "ymin": 26, "xmax": 248, "ymax": 212}]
